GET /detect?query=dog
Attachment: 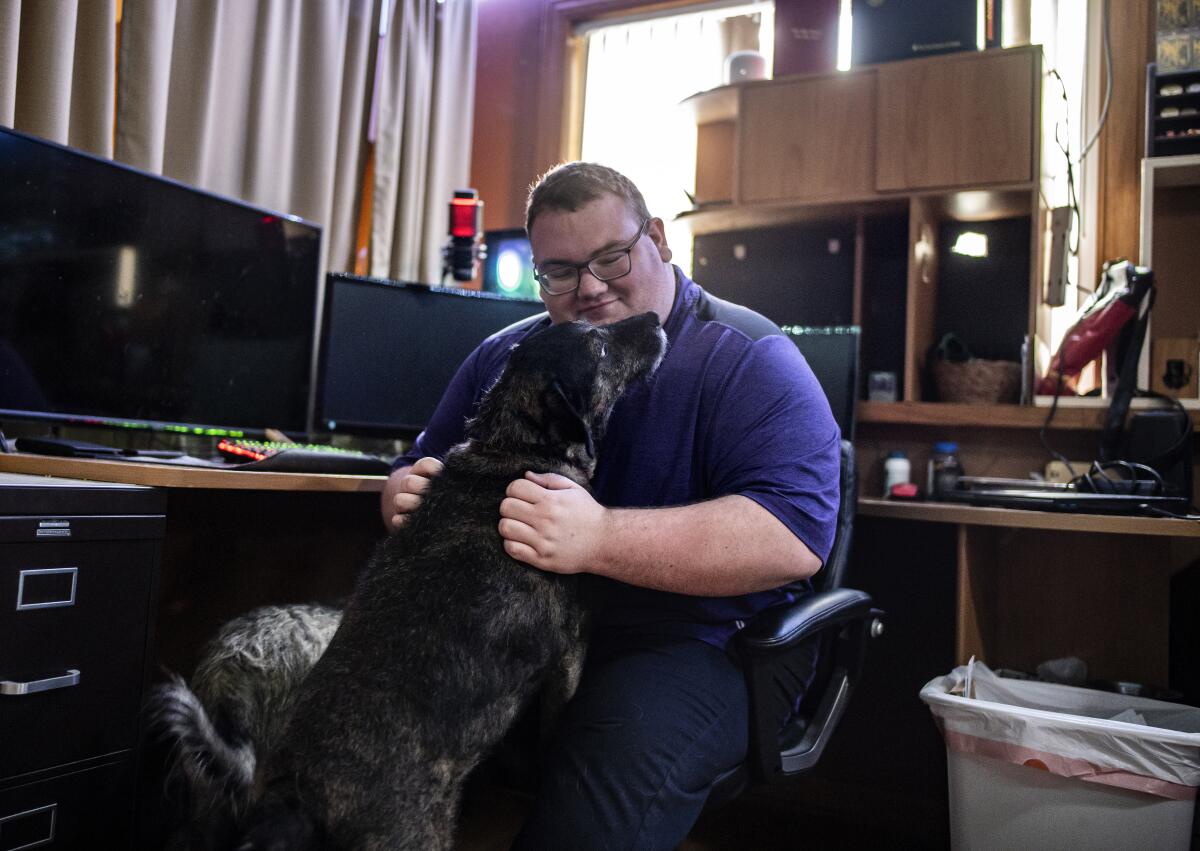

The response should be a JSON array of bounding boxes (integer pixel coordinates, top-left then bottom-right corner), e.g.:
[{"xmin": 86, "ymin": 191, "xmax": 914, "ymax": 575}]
[
  {"xmin": 153, "ymin": 604, "xmax": 343, "ymax": 850},
  {"xmin": 151, "ymin": 311, "xmax": 667, "ymax": 850}
]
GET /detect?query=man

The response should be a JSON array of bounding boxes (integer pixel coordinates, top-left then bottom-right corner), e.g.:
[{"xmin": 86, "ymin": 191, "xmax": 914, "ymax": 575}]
[{"xmin": 380, "ymin": 162, "xmax": 840, "ymax": 849}]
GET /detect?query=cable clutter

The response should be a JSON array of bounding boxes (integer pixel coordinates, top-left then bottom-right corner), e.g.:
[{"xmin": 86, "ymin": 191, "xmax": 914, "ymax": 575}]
[{"xmin": 1037, "ymin": 260, "xmax": 1198, "ymax": 519}]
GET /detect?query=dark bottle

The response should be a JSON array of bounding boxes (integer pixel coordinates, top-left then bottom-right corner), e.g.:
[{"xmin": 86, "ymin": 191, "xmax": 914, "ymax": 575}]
[{"xmin": 928, "ymin": 441, "xmax": 964, "ymax": 499}]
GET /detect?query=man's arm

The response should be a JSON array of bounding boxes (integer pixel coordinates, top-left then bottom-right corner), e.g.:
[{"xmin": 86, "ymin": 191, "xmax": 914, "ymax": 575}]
[{"xmin": 498, "ymin": 472, "xmax": 821, "ymax": 596}]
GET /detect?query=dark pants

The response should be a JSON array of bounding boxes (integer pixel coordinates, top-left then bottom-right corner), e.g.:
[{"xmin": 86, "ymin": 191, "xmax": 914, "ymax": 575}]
[{"xmin": 511, "ymin": 634, "xmax": 749, "ymax": 851}]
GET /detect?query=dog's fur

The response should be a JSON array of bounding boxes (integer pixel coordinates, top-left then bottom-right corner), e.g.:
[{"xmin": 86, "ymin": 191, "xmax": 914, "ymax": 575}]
[
  {"xmin": 153, "ymin": 604, "xmax": 343, "ymax": 849},
  {"xmin": 151, "ymin": 312, "xmax": 666, "ymax": 851}
]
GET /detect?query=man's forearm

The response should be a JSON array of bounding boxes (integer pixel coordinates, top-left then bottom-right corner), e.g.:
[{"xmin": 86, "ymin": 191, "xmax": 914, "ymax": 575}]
[{"xmin": 590, "ymin": 495, "xmax": 821, "ymax": 597}]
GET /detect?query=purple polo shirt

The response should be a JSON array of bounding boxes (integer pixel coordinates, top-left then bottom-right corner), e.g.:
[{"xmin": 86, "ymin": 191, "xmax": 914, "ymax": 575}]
[{"xmin": 396, "ymin": 269, "xmax": 841, "ymax": 648}]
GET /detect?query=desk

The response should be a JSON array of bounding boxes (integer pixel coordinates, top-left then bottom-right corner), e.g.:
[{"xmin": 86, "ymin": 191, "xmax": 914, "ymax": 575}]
[
  {"xmin": 0, "ymin": 453, "xmax": 386, "ymax": 675},
  {"xmin": 6, "ymin": 450, "xmax": 1191, "ymax": 684},
  {"xmin": 0, "ymin": 452, "xmax": 385, "ymax": 493},
  {"xmin": 757, "ymin": 497, "xmax": 1200, "ymax": 844},
  {"xmin": 6, "ymin": 454, "xmax": 1195, "ymax": 845},
  {"xmin": 858, "ymin": 497, "xmax": 1200, "ymax": 687}
]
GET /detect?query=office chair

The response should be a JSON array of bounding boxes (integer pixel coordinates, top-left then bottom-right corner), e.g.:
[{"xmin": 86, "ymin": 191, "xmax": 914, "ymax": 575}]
[{"xmin": 705, "ymin": 439, "xmax": 884, "ymax": 808}]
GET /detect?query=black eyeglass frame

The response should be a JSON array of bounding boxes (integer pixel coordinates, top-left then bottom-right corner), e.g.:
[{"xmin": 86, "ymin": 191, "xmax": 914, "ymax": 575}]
[{"xmin": 533, "ymin": 219, "xmax": 652, "ymax": 296}]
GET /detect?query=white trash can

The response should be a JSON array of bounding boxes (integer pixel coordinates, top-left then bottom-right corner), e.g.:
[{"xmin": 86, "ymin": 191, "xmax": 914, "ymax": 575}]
[{"xmin": 920, "ymin": 661, "xmax": 1200, "ymax": 851}]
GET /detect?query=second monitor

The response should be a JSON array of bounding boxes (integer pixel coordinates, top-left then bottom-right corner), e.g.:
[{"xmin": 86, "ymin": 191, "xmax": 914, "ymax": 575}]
[{"xmin": 316, "ymin": 274, "xmax": 545, "ymax": 439}]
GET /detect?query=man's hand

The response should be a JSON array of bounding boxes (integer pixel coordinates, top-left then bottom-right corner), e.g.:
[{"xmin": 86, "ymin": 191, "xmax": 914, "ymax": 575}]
[
  {"xmin": 498, "ymin": 472, "xmax": 608, "ymax": 574},
  {"xmin": 383, "ymin": 456, "xmax": 444, "ymax": 531}
]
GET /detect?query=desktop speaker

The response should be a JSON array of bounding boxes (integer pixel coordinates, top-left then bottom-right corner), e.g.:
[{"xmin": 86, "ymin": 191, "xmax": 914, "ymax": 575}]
[
  {"xmin": 1123, "ymin": 408, "xmax": 1194, "ymax": 499},
  {"xmin": 851, "ymin": 0, "xmax": 977, "ymax": 67}
]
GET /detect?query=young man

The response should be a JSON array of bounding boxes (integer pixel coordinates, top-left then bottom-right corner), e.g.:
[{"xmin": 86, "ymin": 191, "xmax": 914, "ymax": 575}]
[{"xmin": 380, "ymin": 162, "xmax": 840, "ymax": 849}]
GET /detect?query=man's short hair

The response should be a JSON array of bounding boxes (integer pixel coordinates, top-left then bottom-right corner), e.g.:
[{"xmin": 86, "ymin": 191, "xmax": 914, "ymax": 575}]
[{"xmin": 525, "ymin": 162, "xmax": 652, "ymax": 234}]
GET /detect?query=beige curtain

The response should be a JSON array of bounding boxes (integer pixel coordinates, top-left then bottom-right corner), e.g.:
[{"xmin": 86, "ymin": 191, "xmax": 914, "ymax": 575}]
[
  {"xmin": 371, "ymin": 0, "xmax": 476, "ymax": 283},
  {"xmin": 0, "ymin": 0, "xmax": 118, "ymax": 156},
  {"xmin": 1, "ymin": 0, "xmax": 476, "ymax": 278},
  {"xmin": 115, "ymin": 0, "xmax": 379, "ymax": 274}
]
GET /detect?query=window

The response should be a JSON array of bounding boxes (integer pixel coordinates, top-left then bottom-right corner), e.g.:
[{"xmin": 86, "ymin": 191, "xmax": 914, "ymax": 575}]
[{"xmin": 576, "ymin": 2, "xmax": 774, "ymax": 273}]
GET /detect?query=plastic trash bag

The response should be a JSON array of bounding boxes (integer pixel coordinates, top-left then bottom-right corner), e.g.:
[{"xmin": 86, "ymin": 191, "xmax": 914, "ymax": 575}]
[{"xmin": 921, "ymin": 661, "xmax": 1200, "ymax": 799}]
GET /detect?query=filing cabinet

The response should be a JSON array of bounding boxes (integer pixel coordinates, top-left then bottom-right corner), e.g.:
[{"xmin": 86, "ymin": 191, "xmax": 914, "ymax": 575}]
[{"xmin": 0, "ymin": 473, "xmax": 165, "ymax": 850}]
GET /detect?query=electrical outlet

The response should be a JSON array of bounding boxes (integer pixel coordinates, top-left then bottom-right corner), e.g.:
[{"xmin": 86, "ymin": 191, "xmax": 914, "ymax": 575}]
[{"xmin": 1044, "ymin": 206, "xmax": 1071, "ymax": 307}]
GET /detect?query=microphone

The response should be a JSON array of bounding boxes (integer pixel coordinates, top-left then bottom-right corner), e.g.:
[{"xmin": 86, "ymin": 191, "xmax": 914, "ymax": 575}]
[{"xmin": 442, "ymin": 188, "xmax": 485, "ymax": 283}]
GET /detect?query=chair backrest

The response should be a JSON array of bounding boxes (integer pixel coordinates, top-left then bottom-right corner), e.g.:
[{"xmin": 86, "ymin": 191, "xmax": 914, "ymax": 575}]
[{"xmin": 813, "ymin": 439, "xmax": 857, "ymax": 593}]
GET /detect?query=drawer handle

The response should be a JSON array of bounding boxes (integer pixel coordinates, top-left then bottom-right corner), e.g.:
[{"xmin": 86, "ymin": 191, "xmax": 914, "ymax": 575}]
[{"xmin": 0, "ymin": 669, "xmax": 80, "ymax": 696}]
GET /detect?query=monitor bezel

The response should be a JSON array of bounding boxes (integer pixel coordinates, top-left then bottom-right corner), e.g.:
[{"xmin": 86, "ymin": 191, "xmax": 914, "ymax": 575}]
[
  {"xmin": 0, "ymin": 125, "xmax": 324, "ymax": 441},
  {"xmin": 314, "ymin": 272, "xmax": 545, "ymax": 440}
]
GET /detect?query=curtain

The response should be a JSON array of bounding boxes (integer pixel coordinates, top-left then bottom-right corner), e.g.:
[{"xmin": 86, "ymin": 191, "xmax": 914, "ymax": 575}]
[
  {"xmin": 115, "ymin": 0, "xmax": 478, "ymax": 278},
  {"xmin": 371, "ymin": 0, "xmax": 477, "ymax": 283},
  {"xmin": 115, "ymin": 0, "xmax": 379, "ymax": 274},
  {"xmin": 0, "ymin": 0, "xmax": 118, "ymax": 156},
  {"xmin": 2, "ymin": 0, "xmax": 476, "ymax": 279}
]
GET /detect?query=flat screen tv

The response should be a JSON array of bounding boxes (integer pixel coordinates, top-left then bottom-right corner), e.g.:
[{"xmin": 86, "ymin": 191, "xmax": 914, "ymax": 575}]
[
  {"xmin": 0, "ymin": 126, "xmax": 322, "ymax": 438},
  {"xmin": 316, "ymin": 273, "xmax": 546, "ymax": 438}
]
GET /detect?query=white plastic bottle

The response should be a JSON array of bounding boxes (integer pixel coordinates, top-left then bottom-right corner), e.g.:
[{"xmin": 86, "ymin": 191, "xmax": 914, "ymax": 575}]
[{"xmin": 883, "ymin": 451, "xmax": 911, "ymax": 497}]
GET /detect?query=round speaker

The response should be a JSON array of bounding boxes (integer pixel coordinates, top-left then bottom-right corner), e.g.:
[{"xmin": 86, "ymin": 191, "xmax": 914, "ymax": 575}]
[{"xmin": 724, "ymin": 50, "xmax": 767, "ymax": 85}]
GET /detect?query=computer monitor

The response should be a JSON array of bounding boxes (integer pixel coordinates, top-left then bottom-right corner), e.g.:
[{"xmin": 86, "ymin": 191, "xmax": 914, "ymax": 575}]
[
  {"xmin": 781, "ymin": 325, "xmax": 861, "ymax": 442},
  {"xmin": 0, "ymin": 126, "xmax": 322, "ymax": 438},
  {"xmin": 315, "ymin": 274, "xmax": 546, "ymax": 438}
]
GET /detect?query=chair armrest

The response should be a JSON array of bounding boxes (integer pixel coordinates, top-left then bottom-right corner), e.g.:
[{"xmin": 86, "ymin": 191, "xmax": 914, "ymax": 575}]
[
  {"xmin": 736, "ymin": 588, "xmax": 883, "ymax": 780},
  {"xmin": 739, "ymin": 587, "xmax": 877, "ymax": 655}
]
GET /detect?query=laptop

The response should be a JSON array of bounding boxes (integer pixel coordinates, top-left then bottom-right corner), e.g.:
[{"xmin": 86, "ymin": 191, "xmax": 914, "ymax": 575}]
[{"xmin": 941, "ymin": 476, "xmax": 1192, "ymax": 516}]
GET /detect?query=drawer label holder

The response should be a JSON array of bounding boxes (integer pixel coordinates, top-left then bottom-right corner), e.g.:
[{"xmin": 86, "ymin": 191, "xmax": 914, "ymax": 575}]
[{"xmin": 15, "ymin": 568, "xmax": 78, "ymax": 611}]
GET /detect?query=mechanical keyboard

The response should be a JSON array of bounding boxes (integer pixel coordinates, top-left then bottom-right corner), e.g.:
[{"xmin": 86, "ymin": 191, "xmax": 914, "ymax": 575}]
[{"xmin": 216, "ymin": 439, "xmax": 393, "ymax": 475}]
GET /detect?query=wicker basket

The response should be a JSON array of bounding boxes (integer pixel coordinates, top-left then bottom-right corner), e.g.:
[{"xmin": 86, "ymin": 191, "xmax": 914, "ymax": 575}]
[{"xmin": 933, "ymin": 358, "xmax": 1022, "ymax": 404}]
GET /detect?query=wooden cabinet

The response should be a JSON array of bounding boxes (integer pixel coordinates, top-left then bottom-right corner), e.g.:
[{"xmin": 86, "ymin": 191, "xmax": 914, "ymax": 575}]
[
  {"xmin": 687, "ymin": 45, "xmax": 1042, "ymax": 208},
  {"xmin": 0, "ymin": 474, "xmax": 165, "ymax": 850},
  {"xmin": 738, "ymin": 71, "xmax": 877, "ymax": 204},
  {"xmin": 682, "ymin": 46, "xmax": 1045, "ymax": 413},
  {"xmin": 875, "ymin": 48, "xmax": 1038, "ymax": 191}
]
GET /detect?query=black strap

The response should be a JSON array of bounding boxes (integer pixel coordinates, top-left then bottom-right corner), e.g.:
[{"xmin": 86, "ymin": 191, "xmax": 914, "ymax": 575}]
[{"xmin": 1099, "ymin": 286, "xmax": 1156, "ymax": 462}]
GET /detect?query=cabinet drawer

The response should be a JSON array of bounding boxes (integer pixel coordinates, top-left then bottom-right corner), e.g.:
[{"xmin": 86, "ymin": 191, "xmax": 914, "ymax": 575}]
[
  {"xmin": 876, "ymin": 49, "xmax": 1037, "ymax": 191},
  {"xmin": 0, "ymin": 540, "xmax": 157, "ymax": 780},
  {"xmin": 738, "ymin": 71, "xmax": 876, "ymax": 204},
  {"xmin": 0, "ymin": 759, "xmax": 134, "ymax": 850}
]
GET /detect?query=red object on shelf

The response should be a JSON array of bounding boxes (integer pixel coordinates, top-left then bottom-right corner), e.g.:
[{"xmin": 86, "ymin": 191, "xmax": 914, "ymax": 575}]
[{"xmin": 1037, "ymin": 261, "xmax": 1154, "ymax": 396}]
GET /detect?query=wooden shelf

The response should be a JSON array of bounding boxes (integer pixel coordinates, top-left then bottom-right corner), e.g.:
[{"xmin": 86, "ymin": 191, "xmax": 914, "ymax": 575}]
[
  {"xmin": 859, "ymin": 399, "xmax": 1200, "ymax": 429},
  {"xmin": 0, "ymin": 453, "xmax": 386, "ymax": 492},
  {"xmin": 858, "ymin": 497, "xmax": 1200, "ymax": 536},
  {"xmin": 1144, "ymin": 154, "xmax": 1200, "ymax": 188},
  {"xmin": 679, "ymin": 83, "xmax": 739, "ymax": 125},
  {"xmin": 910, "ymin": 185, "xmax": 1036, "ymax": 221},
  {"xmin": 859, "ymin": 401, "xmax": 1093, "ymax": 429},
  {"xmin": 675, "ymin": 197, "xmax": 908, "ymax": 236}
]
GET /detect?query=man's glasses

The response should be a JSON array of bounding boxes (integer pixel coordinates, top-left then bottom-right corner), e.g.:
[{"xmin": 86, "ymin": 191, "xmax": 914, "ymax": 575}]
[{"xmin": 533, "ymin": 219, "xmax": 650, "ymax": 296}]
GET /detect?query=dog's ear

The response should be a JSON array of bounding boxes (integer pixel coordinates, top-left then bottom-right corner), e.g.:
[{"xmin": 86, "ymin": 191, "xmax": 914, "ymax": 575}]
[{"xmin": 546, "ymin": 379, "xmax": 595, "ymax": 458}]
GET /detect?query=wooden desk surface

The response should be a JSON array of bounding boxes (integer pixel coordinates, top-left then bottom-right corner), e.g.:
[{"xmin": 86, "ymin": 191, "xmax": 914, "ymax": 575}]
[
  {"xmin": 0, "ymin": 452, "xmax": 386, "ymax": 493},
  {"xmin": 858, "ymin": 496, "xmax": 1200, "ymax": 537}
]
